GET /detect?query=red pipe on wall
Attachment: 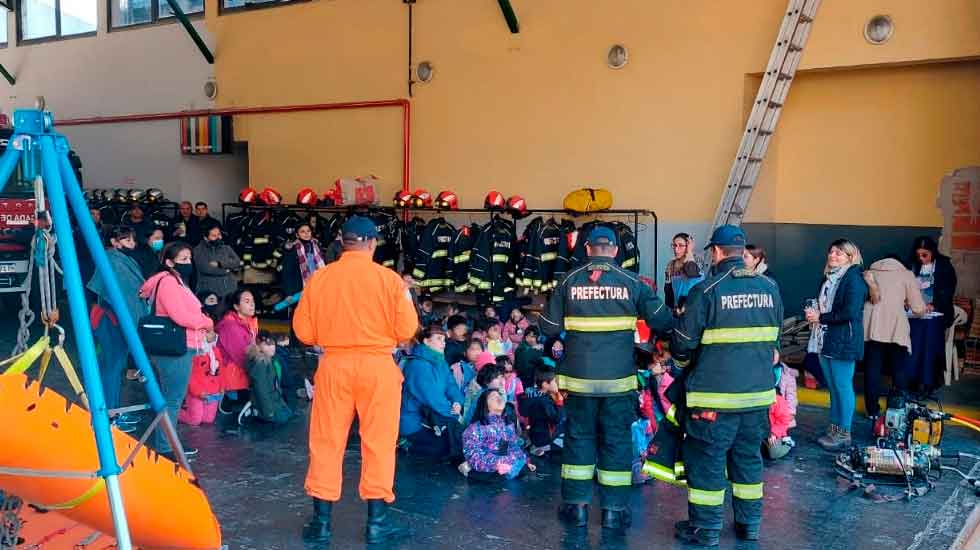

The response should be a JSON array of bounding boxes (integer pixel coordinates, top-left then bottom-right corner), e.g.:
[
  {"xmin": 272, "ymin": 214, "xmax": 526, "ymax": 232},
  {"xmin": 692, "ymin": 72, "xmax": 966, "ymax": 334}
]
[{"xmin": 55, "ymin": 99, "xmax": 412, "ymax": 192}]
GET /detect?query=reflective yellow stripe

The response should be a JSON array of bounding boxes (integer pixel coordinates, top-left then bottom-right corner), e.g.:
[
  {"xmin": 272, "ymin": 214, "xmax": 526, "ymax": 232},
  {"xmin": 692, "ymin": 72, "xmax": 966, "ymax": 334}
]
[
  {"xmin": 701, "ymin": 326, "xmax": 779, "ymax": 345},
  {"xmin": 689, "ymin": 487, "xmax": 725, "ymax": 506},
  {"xmin": 674, "ymin": 462, "xmax": 686, "ymax": 476},
  {"xmin": 253, "ymin": 237, "xmax": 269, "ymax": 245},
  {"xmin": 732, "ymin": 482, "xmax": 763, "ymax": 500},
  {"xmin": 541, "ymin": 252, "xmax": 558, "ymax": 261},
  {"xmin": 597, "ymin": 469, "xmax": 632, "ymax": 487},
  {"xmin": 561, "ymin": 464, "xmax": 595, "ymax": 481},
  {"xmin": 433, "ymin": 249, "xmax": 448, "ymax": 258},
  {"xmin": 666, "ymin": 404, "xmax": 679, "ymax": 427},
  {"xmin": 557, "ymin": 374, "xmax": 636, "ymax": 394},
  {"xmin": 622, "ymin": 257, "xmax": 637, "ymax": 268},
  {"xmin": 687, "ymin": 389, "xmax": 776, "ymax": 409},
  {"xmin": 412, "ymin": 268, "xmax": 425, "ymax": 279},
  {"xmin": 492, "ymin": 254, "xmax": 509, "ymax": 262},
  {"xmin": 454, "ymin": 252, "xmax": 471, "ymax": 263},
  {"xmin": 642, "ymin": 461, "xmax": 686, "ymax": 486},
  {"xmin": 564, "ymin": 316, "xmax": 637, "ymax": 332}
]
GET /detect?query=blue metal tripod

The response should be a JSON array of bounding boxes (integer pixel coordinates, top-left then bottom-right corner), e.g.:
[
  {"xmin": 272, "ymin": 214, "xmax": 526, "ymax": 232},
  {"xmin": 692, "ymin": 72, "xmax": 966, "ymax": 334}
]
[{"xmin": 0, "ymin": 108, "xmax": 195, "ymax": 550}]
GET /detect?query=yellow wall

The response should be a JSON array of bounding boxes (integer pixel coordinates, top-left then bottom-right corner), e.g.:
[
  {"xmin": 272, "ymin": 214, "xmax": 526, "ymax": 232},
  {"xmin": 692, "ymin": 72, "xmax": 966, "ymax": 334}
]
[
  {"xmin": 206, "ymin": 0, "xmax": 980, "ymax": 224},
  {"xmin": 747, "ymin": 60, "xmax": 980, "ymax": 227}
]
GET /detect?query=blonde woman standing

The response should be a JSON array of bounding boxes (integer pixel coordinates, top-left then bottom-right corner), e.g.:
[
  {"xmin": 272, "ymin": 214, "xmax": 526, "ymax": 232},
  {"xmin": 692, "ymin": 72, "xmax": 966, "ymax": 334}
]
[
  {"xmin": 805, "ymin": 239, "xmax": 868, "ymax": 451},
  {"xmin": 663, "ymin": 232, "xmax": 704, "ymax": 312}
]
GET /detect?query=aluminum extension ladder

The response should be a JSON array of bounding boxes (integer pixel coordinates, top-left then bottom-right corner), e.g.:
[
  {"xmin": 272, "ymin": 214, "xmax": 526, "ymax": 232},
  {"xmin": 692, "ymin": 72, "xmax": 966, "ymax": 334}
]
[{"xmin": 708, "ymin": 0, "xmax": 821, "ymax": 234}]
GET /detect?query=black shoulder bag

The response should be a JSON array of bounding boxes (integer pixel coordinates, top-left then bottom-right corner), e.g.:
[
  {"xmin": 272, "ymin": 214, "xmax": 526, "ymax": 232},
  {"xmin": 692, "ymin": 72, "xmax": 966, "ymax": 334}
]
[{"xmin": 138, "ymin": 275, "xmax": 188, "ymax": 357}]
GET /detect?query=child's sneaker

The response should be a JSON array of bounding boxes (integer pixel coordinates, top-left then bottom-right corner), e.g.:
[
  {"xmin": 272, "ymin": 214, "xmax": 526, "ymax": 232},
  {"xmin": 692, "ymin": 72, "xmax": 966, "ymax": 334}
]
[
  {"xmin": 457, "ymin": 461, "xmax": 472, "ymax": 477},
  {"xmin": 304, "ymin": 378, "xmax": 315, "ymax": 400}
]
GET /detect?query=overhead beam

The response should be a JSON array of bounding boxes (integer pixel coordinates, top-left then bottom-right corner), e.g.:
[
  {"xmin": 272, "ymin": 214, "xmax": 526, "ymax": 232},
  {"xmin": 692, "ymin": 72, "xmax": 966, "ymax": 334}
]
[
  {"xmin": 497, "ymin": 0, "xmax": 519, "ymax": 33},
  {"xmin": 162, "ymin": 0, "xmax": 215, "ymax": 64}
]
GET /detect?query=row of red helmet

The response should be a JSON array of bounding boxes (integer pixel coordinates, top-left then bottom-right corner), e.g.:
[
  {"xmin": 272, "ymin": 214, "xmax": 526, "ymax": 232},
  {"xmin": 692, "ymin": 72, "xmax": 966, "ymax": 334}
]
[
  {"xmin": 239, "ymin": 186, "xmax": 528, "ymax": 215},
  {"xmin": 394, "ymin": 189, "xmax": 527, "ymax": 215}
]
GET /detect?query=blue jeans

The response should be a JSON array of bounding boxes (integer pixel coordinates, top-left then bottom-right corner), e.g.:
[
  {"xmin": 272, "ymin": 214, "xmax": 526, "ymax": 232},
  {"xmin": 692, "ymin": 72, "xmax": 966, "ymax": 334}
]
[
  {"xmin": 152, "ymin": 350, "xmax": 194, "ymax": 454},
  {"xmin": 819, "ymin": 356, "xmax": 856, "ymax": 432},
  {"xmin": 94, "ymin": 316, "xmax": 128, "ymax": 411}
]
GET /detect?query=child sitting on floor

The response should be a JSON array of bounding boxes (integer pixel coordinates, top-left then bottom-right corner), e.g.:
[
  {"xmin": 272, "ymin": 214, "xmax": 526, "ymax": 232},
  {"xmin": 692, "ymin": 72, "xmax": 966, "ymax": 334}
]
[
  {"xmin": 460, "ymin": 388, "xmax": 537, "ymax": 480},
  {"xmin": 766, "ymin": 364, "xmax": 799, "ymax": 460},
  {"xmin": 485, "ymin": 321, "xmax": 512, "ymax": 357},
  {"xmin": 502, "ymin": 307, "xmax": 530, "ymax": 347},
  {"xmin": 497, "ymin": 355, "xmax": 524, "ymax": 406},
  {"xmin": 244, "ymin": 331, "xmax": 293, "ymax": 424},
  {"xmin": 450, "ymin": 338, "xmax": 483, "ymax": 393},
  {"xmin": 462, "ymin": 358, "xmax": 504, "ymax": 426},
  {"xmin": 179, "ymin": 333, "xmax": 224, "ymax": 426},
  {"xmin": 518, "ymin": 364, "xmax": 564, "ymax": 456}
]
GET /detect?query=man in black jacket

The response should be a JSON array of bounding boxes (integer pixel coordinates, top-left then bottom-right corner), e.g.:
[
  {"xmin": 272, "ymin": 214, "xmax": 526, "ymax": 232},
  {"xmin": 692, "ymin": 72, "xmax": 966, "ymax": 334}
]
[
  {"xmin": 540, "ymin": 226, "xmax": 671, "ymax": 533},
  {"xmin": 672, "ymin": 225, "xmax": 783, "ymax": 548}
]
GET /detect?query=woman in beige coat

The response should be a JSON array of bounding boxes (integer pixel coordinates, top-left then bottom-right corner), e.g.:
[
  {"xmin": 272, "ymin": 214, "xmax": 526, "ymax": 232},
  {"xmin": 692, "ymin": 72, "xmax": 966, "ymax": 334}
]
[{"xmin": 862, "ymin": 256, "xmax": 927, "ymax": 420}]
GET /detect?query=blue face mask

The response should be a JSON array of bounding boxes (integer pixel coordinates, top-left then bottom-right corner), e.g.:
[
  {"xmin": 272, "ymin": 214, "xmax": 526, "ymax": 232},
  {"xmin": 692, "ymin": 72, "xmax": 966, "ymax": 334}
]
[{"xmin": 150, "ymin": 240, "xmax": 164, "ymax": 252}]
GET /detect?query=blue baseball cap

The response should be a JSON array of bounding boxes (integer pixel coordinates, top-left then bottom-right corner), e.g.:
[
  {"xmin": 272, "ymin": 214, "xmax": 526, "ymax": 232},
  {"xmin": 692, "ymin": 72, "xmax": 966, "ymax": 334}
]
[
  {"xmin": 705, "ymin": 224, "xmax": 746, "ymax": 249},
  {"xmin": 587, "ymin": 226, "xmax": 617, "ymax": 246},
  {"xmin": 341, "ymin": 215, "xmax": 379, "ymax": 241}
]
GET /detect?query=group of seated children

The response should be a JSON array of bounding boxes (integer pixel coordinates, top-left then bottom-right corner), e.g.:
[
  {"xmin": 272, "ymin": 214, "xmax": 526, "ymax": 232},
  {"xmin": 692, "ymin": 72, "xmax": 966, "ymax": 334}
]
[
  {"xmin": 179, "ymin": 290, "xmax": 294, "ymax": 428},
  {"xmin": 632, "ymin": 335, "xmax": 799, "ymax": 486},
  {"xmin": 398, "ymin": 304, "xmax": 566, "ymax": 482}
]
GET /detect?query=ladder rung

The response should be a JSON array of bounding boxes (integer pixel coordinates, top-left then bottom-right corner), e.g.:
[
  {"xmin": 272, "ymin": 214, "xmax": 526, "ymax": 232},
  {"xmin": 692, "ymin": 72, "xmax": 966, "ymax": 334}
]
[
  {"xmin": 738, "ymin": 185, "xmax": 754, "ymax": 190},
  {"xmin": 799, "ymin": 14, "xmax": 814, "ymax": 23},
  {"xmin": 788, "ymin": 43, "xmax": 803, "ymax": 52},
  {"xmin": 758, "ymin": 129, "xmax": 773, "ymax": 136},
  {"xmin": 768, "ymin": 100, "xmax": 783, "ymax": 108},
  {"xmin": 747, "ymin": 157, "xmax": 763, "ymax": 163},
  {"xmin": 778, "ymin": 72, "xmax": 793, "ymax": 81}
]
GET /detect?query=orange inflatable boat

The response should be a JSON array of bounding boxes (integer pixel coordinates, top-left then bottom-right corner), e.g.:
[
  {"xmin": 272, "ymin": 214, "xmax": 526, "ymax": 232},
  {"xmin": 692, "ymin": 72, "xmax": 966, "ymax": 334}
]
[{"xmin": 0, "ymin": 372, "xmax": 221, "ymax": 550}]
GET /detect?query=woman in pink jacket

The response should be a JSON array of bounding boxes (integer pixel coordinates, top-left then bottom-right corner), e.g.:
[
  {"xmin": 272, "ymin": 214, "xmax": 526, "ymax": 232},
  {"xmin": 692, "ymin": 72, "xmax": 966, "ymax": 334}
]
[
  {"xmin": 215, "ymin": 288, "xmax": 258, "ymax": 393},
  {"xmin": 140, "ymin": 242, "xmax": 214, "ymax": 458}
]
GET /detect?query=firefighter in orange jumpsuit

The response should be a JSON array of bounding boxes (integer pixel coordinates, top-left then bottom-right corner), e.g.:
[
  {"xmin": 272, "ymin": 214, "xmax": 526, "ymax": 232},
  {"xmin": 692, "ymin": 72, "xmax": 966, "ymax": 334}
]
[{"xmin": 294, "ymin": 216, "xmax": 419, "ymax": 545}]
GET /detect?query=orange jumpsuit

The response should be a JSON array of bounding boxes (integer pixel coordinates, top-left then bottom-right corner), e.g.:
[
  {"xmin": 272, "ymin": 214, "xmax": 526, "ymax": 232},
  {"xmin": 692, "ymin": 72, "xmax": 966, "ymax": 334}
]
[{"xmin": 293, "ymin": 249, "xmax": 419, "ymax": 503}]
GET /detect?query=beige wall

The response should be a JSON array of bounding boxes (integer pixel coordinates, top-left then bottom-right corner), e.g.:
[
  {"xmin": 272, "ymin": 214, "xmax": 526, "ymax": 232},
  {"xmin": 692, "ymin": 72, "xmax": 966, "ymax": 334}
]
[
  {"xmin": 208, "ymin": 0, "xmax": 980, "ymax": 224},
  {"xmin": 0, "ymin": 11, "xmax": 246, "ymax": 204},
  {"xmin": 747, "ymin": 60, "xmax": 980, "ymax": 227}
]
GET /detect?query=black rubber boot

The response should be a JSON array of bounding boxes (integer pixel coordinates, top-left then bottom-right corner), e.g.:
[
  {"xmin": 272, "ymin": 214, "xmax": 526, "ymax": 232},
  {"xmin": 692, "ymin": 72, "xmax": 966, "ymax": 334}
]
[
  {"xmin": 601, "ymin": 508, "xmax": 632, "ymax": 531},
  {"xmin": 735, "ymin": 522, "xmax": 760, "ymax": 541},
  {"xmin": 365, "ymin": 499, "xmax": 409, "ymax": 544},
  {"xmin": 558, "ymin": 503, "xmax": 589, "ymax": 528},
  {"xmin": 301, "ymin": 498, "xmax": 332, "ymax": 543},
  {"xmin": 674, "ymin": 520, "xmax": 720, "ymax": 547}
]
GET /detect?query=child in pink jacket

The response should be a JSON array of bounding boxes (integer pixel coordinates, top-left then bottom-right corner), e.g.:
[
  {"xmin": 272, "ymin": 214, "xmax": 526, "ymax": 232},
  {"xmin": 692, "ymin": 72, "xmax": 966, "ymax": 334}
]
[
  {"xmin": 180, "ymin": 343, "xmax": 224, "ymax": 425},
  {"xmin": 502, "ymin": 307, "xmax": 530, "ymax": 347}
]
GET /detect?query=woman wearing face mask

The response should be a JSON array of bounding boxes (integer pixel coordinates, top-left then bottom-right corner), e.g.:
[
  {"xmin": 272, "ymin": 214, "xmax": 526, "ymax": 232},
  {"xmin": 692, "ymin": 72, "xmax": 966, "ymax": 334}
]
[
  {"xmin": 132, "ymin": 228, "xmax": 165, "ymax": 278},
  {"xmin": 193, "ymin": 223, "xmax": 242, "ymax": 300},
  {"xmin": 86, "ymin": 225, "xmax": 148, "ymax": 431},
  {"xmin": 281, "ymin": 223, "xmax": 326, "ymax": 298},
  {"xmin": 139, "ymin": 242, "xmax": 215, "ymax": 459},
  {"xmin": 215, "ymin": 288, "xmax": 259, "ymax": 402}
]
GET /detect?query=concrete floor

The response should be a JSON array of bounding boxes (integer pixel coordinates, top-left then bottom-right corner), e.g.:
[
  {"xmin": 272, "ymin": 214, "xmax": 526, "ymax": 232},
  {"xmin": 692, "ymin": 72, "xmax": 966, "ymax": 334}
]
[{"xmin": 2, "ymin": 317, "xmax": 979, "ymax": 549}]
